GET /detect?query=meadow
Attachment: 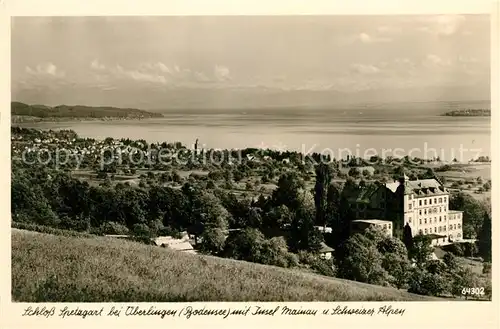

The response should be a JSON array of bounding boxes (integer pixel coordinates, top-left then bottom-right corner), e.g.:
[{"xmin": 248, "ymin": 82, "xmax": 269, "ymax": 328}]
[{"xmin": 11, "ymin": 229, "xmax": 437, "ymax": 302}]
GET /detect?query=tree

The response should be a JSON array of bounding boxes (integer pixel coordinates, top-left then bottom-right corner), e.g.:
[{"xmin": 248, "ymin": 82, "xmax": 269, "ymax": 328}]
[
  {"xmin": 132, "ymin": 223, "xmax": 151, "ymax": 238},
  {"xmin": 408, "ymin": 267, "xmax": 449, "ymax": 296},
  {"xmin": 450, "ymin": 266, "xmax": 480, "ymax": 299},
  {"xmin": 450, "ymin": 192, "xmax": 488, "ymax": 238},
  {"xmin": 224, "ymin": 228, "xmax": 264, "ymax": 262},
  {"xmin": 199, "ymin": 228, "xmax": 227, "ymax": 255},
  {"xmin": 409, "ymin": 234, "xmax": 433, "ymax": 267},
  {"xmin": 314, "ymin": 163, "xmax": 333, "ymax": 227},
  {"xmin": 379, "ymin": 238, "xmax": 411, "ymax": 289},
  {"xmin": 325, "ymin": 183, "xmax": 341, "ymax": 228},
  {"xmin": 403, "ymin": 223, "xmax": 413, "ymax": 251},
  {"xmin": 336, "ymin": 233, "xmax": 388, "ymax": 285},
  {"xmin": 289, "ymin": 206, "xmax": 324, "ymax": 252},
  {"xmin": 272, "ymin": 172, "xmax": 305, "ymax": 212},
  {"xmin": 259, "ymin": 236, "xmax": 296, "ymax": 268},
  {"xmin": 264, "ymin": 205, "xmax": 293, "ymax": 230},
  {"xmin": 348, "ymin": 167, "xmax": 360, "ymax": 178},
  {"xmin": 244, "ymin": 207, "xmax": 263, "ymax": 228},
  {"xmin": 478, "ymin": 211, "xmax": 492, "ymax": 262}
]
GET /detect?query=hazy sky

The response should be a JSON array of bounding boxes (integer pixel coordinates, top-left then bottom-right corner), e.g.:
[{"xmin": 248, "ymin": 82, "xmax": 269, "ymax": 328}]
[{"xmin": 11, "ymin": 15, "xmax": 490, "ymax": 107}]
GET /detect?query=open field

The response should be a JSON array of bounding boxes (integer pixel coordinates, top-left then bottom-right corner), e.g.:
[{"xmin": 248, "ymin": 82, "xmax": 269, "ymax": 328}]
[{"xmin": 11, "ymin": 229, "xmax": 437, "ymax": 302}]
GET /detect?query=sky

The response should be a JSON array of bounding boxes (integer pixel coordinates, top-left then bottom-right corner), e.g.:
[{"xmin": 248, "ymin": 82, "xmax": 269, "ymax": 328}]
[{"xmin": 11, "ymin": 15, "xmax": 491, "ymax": 108}]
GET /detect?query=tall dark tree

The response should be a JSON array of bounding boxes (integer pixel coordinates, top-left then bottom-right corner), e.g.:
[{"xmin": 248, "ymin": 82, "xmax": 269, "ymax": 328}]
[
  {"xmin": 478, "ymin": 211, "xmax": 492, "ymax": 262},
  {"xmin": 314, "ymin": 163, "xmax": 333, "ymax": 227},
  {"xmin": 325, "ymin": 183, "xmax": 341, "ymax": 227},
  {"xmin": 403, "ymin": 223, "xmax": 413, "ymax": 251},
  {"xmin": 289, "ymin": 207, "xmax": 323, "ymax": 252}
]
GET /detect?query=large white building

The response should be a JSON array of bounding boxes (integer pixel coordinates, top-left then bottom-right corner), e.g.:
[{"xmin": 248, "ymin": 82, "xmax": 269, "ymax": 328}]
[{"xmin": 347, "ymin": 174, "xmax": 463, "ymax": 246}]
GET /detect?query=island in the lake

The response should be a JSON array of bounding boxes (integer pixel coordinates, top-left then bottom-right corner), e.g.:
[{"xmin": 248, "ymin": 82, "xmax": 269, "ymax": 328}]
[
  {"xmin": 11, "ymin": 101, "xmax": 163, "ymax": 123},
  {"xmin": 443, "ymin": 109, "xmax": 491, "ymax": 117}
]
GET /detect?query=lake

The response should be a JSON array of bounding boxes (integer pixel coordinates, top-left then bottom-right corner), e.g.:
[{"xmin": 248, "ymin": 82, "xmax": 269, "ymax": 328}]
[{"xmin": 15, "ymin": 107, "xmax": 491, "ymax": 161}]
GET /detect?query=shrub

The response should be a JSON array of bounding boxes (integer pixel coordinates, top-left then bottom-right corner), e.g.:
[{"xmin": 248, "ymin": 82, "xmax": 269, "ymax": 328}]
[
  {"xmin": 101, "ymin": 222, "xmax": 130, "ymax": 235},
  {"xmin": 132, "ymin": 223, "xmax": 152, "ymax": 238},
  {"xmin": 482, "ymin": 262, "xmax": 491, "ymax": 274},
  {"xmin": 408, "ymin": 268, "xmax": 449, "ymax": 296},
  {"xmin": 11, "ymin": 222, "xmax": 95, "ymax": 238}
]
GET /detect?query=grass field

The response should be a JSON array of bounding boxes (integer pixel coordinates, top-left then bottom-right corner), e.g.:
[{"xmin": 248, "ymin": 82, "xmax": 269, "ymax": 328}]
[{"xmin": 11, "ymin": 229, "xmax": 437, "ymax": 302}]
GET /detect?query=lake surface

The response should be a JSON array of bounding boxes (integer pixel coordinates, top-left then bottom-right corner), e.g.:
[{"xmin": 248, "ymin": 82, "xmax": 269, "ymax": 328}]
[{"xmin": 15, "ymin": 108, "xmax": 491, "ymax": 161}]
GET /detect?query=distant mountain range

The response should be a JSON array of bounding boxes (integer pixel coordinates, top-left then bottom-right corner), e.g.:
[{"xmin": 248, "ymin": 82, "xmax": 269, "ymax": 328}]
[
  {"xmin": 12, "ymin": 83, "xmax": 490, "ymax": 111},
  {"xmin": 11, "ymin": 102, "xmax": 163, "ymax": 119}
]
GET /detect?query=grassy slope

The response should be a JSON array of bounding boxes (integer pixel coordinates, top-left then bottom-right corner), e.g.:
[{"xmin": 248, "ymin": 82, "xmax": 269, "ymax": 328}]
[{"xmin": 11, "ymin": 229, "xmax": 436, "ymax": 302}]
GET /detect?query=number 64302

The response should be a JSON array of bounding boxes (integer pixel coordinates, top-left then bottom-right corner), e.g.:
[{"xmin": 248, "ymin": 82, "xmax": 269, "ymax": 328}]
[{"xmin": 461, "ymin": 287, "xmax": 485, "ymax": 295}]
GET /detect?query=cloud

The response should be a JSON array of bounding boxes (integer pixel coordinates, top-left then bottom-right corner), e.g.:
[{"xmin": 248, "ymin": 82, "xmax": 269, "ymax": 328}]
[
  {"xmin": 90, "ymin": 59, "xmax": 106, "ymax": 70},
  {"xmin": 350, "ymin": 63, "xmax": 381, "ymax": 75},
  {"xmin": 423, "ymin": 54, "xmax": 452, "ymax": 67},
  {"xmin": 416, "ymin": 15, "xmax": 465, "ymax": 36},
  {"xmin": 25, "ymin": 62, "xmax": 65, "ymax": 78},
  {"xmin": 214, "ymin": 65, "xmax": 231, "ymax": 81},
  {"xmin": 357, "ymin": 32, "xmax": 391, "ymax": 44},
  {"xmin": 89, "ymin": 60, "xmax": 233, "ymax": 87},
  {"xmin": 376, "ymin": 26, "xmax": 402, "ymax": 35}
]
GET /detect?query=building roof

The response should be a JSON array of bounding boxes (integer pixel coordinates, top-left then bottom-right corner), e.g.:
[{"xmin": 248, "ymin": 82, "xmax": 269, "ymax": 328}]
[
  {"xmin": 448, "ymin": 210, "xmax": 463, "ymax": 214},
  {"xmin": 344, "ymin": 183, "xmax": 381, "ymax": 204},
  {"xmin": 385, "ymin": 181, "xmax": 400, "ymax": 193},
  {"xmin": 319, "ymin": 242, "xmax": 334, "ymax": 253},
  {"xmin": 315, "ymin": 226, "xmax": 333, "ymax": 233},
  {"xmin": 165, "ymin": 241, "xmax": 195, "ymax": 252},
  {"xmin": 425, "ymin": 234, "xmax": 447, "ymax": 240},
  {"xmin": 351, "ymin": 219, "xmax": 392, "ymax": 225},
  {"xmin": 385, "ymin": 178, "xmax": 448, "ymax": 196}
]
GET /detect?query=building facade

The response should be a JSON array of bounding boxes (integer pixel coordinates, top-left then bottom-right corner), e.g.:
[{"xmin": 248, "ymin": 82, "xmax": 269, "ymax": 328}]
[{"xmin": 347, "ymin": 175, "xmax": 463, "ymax": 246}]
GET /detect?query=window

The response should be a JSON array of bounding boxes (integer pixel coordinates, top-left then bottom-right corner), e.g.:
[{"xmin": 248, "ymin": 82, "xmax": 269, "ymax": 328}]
[
  {"xmin": 408, "ymin": 218, "xmax": 412, "ymax": 223},
  {"xmin": 419, "ymin": 219, "xmax": 422, "ymax": 225},
  {"xmin": 449, "ymin": 225, "xmax": 453, "ymax": 230},
  {"xmin": 424, "ymin": 209, "xmax": 427, "ymax": 215},
  {"xmin": 444, "ymin": 197, "xmax": 447, "ymax": 203},
  {"xmin": 458, "ymin": 223, "xmax": 461, "ymax": 229},
  {"xmin": 434, "ymin": 218, "xmax": 437, "ymax": 223},
  {"xmin": 454, "ymin": 224, "xmax": 457, "ymax": 230},
  {"xmin": 443, "ymin": 238, "xmax": 446, "ymax": 243},
  {"xmin": 424, "ymin": 218, "xmax": 427, "ymax": 224},
  {"xmin": 444, "ymin": 215, "xmax": 447, "ymax": 220},
  {"xmin": 458, "ymin": 233, "xmax": 461, "ymax": 238},
  {"xmin": 434, "ymin": 198, "xmax": 437, "ymax": 203},
  {"xmin": 424, "ymin": 199, "xmax": 427, "ymax": 205},
  {"xmin": 419, "ymin": 229, "xmax": 423, "ymax": 235},
  {"xmin": 409, "ymin": 204, "xmax": 412, "ymax": 210},
  {"xmin": 419, "ymin": 200, "xmax": 422, "ymax": 206},
  {"xmin": 384, "ymin": 224, "xmax": 387, "ymax": 229},
  {"xmin": 434, "ymin": 227, "xmax": 437, "ymax": 233},
  {"xmin": 429, "ymin": 199, "xmax": 432, "ymax": 205},
  {"xmin": 424, "ymin": 229, "xmax": 428, "ymax": 234},
  {"xmin": 443, "ymin": 226, "xmax": 446, "ymax": 231},
  {"xmin": 419, "ymin": 210, "xmax": 422, "ymax": 215},
  {"xmin": 439, "ymin": 227, "xmax": 442, "ymax": 233},
  {"xmin": 439, "ymin": 216, "xmax": 442, "ymax": 222},
  {"xmin": 439, "ymin": 197, "xmax": 442, "ymax": 203},
  {"xmin": 388, "ymin": 223, "xmax": 391, "ymax": 228}
]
